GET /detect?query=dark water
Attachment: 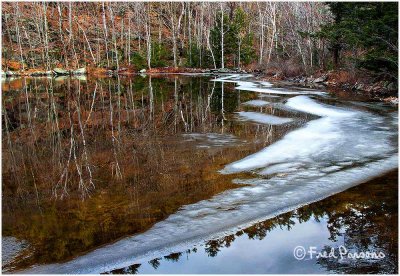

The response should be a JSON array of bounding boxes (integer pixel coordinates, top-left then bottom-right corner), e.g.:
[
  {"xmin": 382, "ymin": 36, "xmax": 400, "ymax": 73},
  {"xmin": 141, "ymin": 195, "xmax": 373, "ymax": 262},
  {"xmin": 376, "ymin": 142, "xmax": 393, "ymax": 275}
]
[
  {"xmin": 1, "ymin": 74, "xmax": 398, "ymax": 273},
  {"xmin": 109, "ymin": 170, "xmax": 398, "ymax": 274}
]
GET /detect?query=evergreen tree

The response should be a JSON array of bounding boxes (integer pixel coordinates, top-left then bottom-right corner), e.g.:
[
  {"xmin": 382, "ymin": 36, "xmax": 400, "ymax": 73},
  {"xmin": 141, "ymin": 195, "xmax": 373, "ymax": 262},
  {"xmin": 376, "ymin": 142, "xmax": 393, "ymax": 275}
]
[
  {"xmin": 210, "ymin": 12, "xmax": 231, "ymax": 68},
  {"xmin": 230, "ymin": 7, "xmax": 255, "ymax": 67},
  {"xmin": 210, "ymin": 8, "xmax": 255, "ymax": 68},
  {"xmin": 151, "ymin": 42, "xmax": 170, "ymax": 67},
  {"xmin": 320, "ymin": 2, "xmax": 398, "ymax": 79}
]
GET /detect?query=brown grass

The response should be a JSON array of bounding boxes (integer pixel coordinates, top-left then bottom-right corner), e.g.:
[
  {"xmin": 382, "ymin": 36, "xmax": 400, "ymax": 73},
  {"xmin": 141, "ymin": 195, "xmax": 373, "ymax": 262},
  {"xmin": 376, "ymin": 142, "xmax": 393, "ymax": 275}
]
[
  {"xmin": 326, "ymin": 70, "xmax": 358, "ymax": 84},
  {"xmin": 2, "ymin": 60, "xmax": 23, "ymax": 71}
]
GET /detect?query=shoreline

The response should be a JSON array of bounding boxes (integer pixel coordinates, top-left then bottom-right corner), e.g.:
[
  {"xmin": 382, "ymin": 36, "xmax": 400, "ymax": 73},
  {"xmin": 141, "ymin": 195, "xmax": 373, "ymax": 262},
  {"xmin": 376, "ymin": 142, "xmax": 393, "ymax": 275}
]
[{"xmin": 1, "ymin": 66, "xmax": 398, "ymax": 104}]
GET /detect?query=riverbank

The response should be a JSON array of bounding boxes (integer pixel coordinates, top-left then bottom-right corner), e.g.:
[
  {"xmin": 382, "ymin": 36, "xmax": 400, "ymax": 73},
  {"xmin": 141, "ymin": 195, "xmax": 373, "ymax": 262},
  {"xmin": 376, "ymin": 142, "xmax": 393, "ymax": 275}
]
[
  {"xmin": 256, "ymin": 69, "xmax": 398, "ymax": 104},
  {"xmin": 1, "ymin": 65, "xmax": 397, "ymax": 104},
  {"xmin": 0, "ymin": 66, "xmax": 240, "ymax": 78}
]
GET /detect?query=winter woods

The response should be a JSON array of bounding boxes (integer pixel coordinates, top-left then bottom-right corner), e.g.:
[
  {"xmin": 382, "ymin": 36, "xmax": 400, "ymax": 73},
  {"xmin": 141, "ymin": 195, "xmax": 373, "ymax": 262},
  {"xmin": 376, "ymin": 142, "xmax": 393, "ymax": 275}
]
[
  {"xmin": 2, "ymin": 2, "xmax": 331, "ymax": 72},
  {"xmin": 2, "ymin": 2, "xmax": 397, "ymax": 79}
]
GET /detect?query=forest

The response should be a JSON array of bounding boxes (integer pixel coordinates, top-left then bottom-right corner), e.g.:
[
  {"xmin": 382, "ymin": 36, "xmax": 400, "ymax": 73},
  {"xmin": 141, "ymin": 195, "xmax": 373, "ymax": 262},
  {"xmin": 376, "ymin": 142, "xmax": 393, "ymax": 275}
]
[
  {"xmin": 1, "ymin": 2, "xmax": 398, "ymax": 86},
  {"xmin": 2, "ymin": 2, "xmax": 398, "ymax": 274}
]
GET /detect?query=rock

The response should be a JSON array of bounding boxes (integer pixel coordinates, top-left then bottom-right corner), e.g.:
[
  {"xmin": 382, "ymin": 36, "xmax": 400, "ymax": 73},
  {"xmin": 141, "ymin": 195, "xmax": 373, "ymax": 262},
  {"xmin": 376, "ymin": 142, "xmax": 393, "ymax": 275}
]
[
  {"xmin": 219, "ymin": 68, "xmax": 231, "ymax": 73},
  {"xmin": 72, "ymin": 67, "xmax": 87, "ymax": 75},
  {"xmin": 342, "ymin": 83, "xmax": 352, "ymax": 90},
  {"xmin": 54, "ymin": 76, "xmax": 69, "ymax": 82},
  {"xmin": 313, "ymin": 75, "xmax": 327, "ymax": 83},
  {"xmin": 118, "ymin": 68, "xmax": 128, "ymax": 73},
  {"xmin": 299, "ymin": 77, "xmax": 307, "ymax": 83},
  {"xmin": 53, "ymin": 68, "xmax": 70, "ymax": 75},
  {"xmin": 72, "ymin": 75, "xmax": 87, "ymax": 81},
  {"xmin": 6, "ymin": 71, "xmax": 22, "ymax": 77},
  {"xmin": 365, "ymin": 85, "xmax": 374, "ymax": 93},
  {"xmin": 383, "ymin": 97, "xmax": 398, "ymax": 105},
  {"xmin": 371, "ymin": 83, "xmax": 384, "ymax": 93},
  {"xmin": 30, "ymin": 70, "xmax": 51, "ymax": 76},
  {"xmin": 353, "ymin": 82, "xmax": 365, "ymax": 91},
  {"xmin": 209, "ymin": 67, "xmax": 249, "ymax": 75},
  {"xmin": 273, "ymin": 72, "xmax": 284, "ymax": 79},
  {"xmin": 210, "ymin": 68, "xmax": 233, "ymax": 74},
  {"xmin": 139, "ymin": 69, "xmax": 146, "ymax": 73},
  {"xmin": 229, "ymin": 68, "xmax": 247, "ymax": 74}
]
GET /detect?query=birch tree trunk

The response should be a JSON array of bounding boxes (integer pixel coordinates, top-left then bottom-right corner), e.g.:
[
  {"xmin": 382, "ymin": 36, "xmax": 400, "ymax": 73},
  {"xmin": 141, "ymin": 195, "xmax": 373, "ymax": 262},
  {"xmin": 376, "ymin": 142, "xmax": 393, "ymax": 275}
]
[
  {"xmin": 102, "ymin": 3, "xmax": 110, "ymax": 67},
  {"xmin": 257, "ymin": 3, "xmax": 265, "ymax": 65},
  {"xmin": 145, "ymin": 4, "xmax": 152, "ymax": 69},
  {"xmin": 220, "ymin": 3, "xmax": 224, "ymax": 69},
  {"xmin": 108, "ymin": 5, "xmax": 119, "ymax": 70}
]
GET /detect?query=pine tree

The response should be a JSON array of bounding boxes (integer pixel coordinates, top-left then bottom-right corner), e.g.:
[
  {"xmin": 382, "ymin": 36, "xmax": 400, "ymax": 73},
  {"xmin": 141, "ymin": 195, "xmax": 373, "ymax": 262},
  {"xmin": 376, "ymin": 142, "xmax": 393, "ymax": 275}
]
[
  {"xmin": 210, "ymin": 8, "xmax": 255, "ymax": 68},
  {"xmin": 320, "ymin": 2, "xmax": 398, "ymax": 79}
]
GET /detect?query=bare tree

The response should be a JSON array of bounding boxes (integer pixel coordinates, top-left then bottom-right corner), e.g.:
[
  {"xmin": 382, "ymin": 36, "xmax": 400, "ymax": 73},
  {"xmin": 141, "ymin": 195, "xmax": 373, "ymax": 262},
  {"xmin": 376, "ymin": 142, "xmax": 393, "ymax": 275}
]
[{"xmin": 160, "ymin": 2, "xmax": 185, "ymax": 68}]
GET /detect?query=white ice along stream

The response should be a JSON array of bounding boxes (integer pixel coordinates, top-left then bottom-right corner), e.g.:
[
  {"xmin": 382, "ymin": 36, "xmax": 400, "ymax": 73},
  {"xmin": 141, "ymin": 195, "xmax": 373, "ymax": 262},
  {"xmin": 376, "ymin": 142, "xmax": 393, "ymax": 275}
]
[
  {"xmin": 21, "ymin": 75, "xmax": 398, "ymax": 274},
  {"xmin": 242, "ymin": 99, "xmax": 270, "ymax": 106},
  {"xmin": 236, "ymin": 111, "xmax": 293, "ymax": 125}
]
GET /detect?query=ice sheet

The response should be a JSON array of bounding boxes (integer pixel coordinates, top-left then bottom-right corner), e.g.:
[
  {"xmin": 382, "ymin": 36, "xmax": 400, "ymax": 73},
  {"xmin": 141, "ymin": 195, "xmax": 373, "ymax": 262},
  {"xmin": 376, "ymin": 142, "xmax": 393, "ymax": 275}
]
[
  {"xmin": 182, "ymin": 133, "xmax": 241, "ymax": 148},
  {"xmin": 286, "ymin": 95, "xmax": 355, "ymax": 117},
  {"xmin": 211, "ymin": 74, "xmax": 325, "ymax": 95},
  {"xmin": 235, "ymin": 85, "xmax": 325, "ymax": 95},
  {"xmin": 211, "ymin": 74, "xmax": 253, "ymax": 82},
  {"xmin": 21, "ymin": 156, "xmax": 398, "ymax": 274},
  {"xmin": 20, "ymin": 80, "xmax": 398, "ymax": 274},
  {"xmin": 242, "ymin": 100, "xmax": 270, "ymax": 106},
  {"xmin": 259, "ymin": 162, "xmax": 302, "ymax": 175},
  {"xmin": 223, "ymin": 96, "xmax": 395, "ymax": 174},
  {"xmin": 236, "ymin": 111, "xmax": 293, "ymax": 125}
]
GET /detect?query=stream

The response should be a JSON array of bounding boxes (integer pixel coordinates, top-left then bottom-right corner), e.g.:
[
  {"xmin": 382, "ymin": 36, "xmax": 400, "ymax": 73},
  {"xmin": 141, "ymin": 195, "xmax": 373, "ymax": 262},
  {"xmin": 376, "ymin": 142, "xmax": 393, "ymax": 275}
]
[{"xmin": 2, "ymin": 74, "xmax": 398, "ymax": 273}]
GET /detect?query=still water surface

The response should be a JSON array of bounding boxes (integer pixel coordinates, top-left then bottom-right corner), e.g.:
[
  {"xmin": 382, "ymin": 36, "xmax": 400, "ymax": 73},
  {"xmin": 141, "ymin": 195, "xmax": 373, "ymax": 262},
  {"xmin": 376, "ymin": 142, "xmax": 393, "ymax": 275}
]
[
  {"xmin": 109, "ymin": 171, "xmax": 397, "ymax": 274},
  {"xmin": 1, "ymin": 74, "xmax": 398, "ymax": 273}
]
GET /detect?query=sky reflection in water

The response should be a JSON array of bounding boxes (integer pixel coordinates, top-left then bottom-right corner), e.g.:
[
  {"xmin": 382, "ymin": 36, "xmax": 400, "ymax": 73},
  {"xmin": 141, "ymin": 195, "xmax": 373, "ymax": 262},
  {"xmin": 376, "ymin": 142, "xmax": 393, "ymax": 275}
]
[
  {"xmin": 110, "ymin": 171, "xmax": 397, "ymax": 274},
  {"xmin": 2, "ymin": 75, "xmax": 397, "ymax": 274}
]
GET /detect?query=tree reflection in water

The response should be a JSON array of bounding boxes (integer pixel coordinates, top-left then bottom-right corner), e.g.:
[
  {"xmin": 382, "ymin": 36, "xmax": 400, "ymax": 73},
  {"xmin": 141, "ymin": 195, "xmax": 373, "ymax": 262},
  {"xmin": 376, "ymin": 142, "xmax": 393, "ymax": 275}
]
[
  {"xmin": 3, "ymin": 75, "xmax": 396, "ymax": 273},
  {"xmin": 3, "ymin": 75, "xmax": 295, "ymax": 271},
  {"xmin": 109, "ymin": 170, "xmax": 397, "ymax": 274}
]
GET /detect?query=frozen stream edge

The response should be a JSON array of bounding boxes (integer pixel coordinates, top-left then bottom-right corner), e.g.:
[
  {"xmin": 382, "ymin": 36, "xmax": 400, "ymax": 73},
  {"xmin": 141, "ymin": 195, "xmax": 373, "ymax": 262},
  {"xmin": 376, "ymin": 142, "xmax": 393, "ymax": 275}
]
[
  {"xmin": 20, "ymin": 156, "xmax": 398, "ymax": 274},
  {"xmin": 20, "ymin": 75, "xmax": 398, "ymax": 274}
]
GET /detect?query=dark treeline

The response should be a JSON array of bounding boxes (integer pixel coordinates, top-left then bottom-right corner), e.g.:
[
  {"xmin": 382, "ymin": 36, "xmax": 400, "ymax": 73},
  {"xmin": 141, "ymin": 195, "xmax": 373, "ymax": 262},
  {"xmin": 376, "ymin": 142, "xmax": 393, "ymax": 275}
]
[{"xmin": 1, "ymin": 2, "xmax": 397, "ymax": 79}]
